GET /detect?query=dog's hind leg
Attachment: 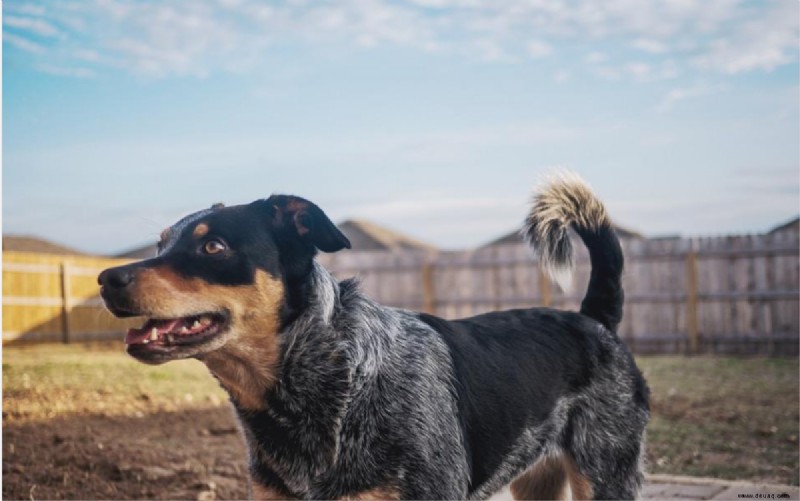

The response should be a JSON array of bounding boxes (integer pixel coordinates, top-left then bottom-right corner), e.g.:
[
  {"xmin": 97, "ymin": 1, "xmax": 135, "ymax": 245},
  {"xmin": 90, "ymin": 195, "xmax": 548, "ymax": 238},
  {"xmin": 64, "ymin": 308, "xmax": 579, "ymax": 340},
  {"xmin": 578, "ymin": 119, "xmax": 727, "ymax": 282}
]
[
  {"xmin": 510, "ymin": 453, "xmax": 592, "ymax": 501},
  {"xmin": 563, "ymin": 453, "xmax": 593, "ymax": 500},
  {"xmin": 510, "ymin": 455, "xmax": 567, "ymax": 500},
  {"xmin": 561, "ymin": 404, "xmax": 647, "ymax": 500},
  {"xmin": 251, "ymin": 482, "xmax": 296, "ymax": 500}
]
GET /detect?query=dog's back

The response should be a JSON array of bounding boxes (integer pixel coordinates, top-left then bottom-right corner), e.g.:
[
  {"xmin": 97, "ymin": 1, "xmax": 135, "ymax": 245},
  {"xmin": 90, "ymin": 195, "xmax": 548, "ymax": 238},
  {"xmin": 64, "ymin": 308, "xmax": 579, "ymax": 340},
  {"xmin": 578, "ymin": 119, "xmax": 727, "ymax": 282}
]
[{"xmin": 411, "ymin": 173, "xmax": 649, "ymax": 499}]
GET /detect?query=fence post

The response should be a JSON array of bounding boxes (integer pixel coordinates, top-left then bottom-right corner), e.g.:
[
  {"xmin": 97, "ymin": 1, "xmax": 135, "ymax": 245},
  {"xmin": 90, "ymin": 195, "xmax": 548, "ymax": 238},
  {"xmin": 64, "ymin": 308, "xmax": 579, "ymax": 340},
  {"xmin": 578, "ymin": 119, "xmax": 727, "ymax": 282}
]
[
  {"xmin": 421, "ymin": 259, "xmax": 436, "ymax": 314},
  {"xmin": 59, "ymin": 262, "xmax": 72, "ymax": 344},
  {"xmin": 685, "ymin": 243, "xmax": 699, "ymax": 354},
  {"xmin": 538, "ymin": 266, "xmax": 552, "ymax": 308}
]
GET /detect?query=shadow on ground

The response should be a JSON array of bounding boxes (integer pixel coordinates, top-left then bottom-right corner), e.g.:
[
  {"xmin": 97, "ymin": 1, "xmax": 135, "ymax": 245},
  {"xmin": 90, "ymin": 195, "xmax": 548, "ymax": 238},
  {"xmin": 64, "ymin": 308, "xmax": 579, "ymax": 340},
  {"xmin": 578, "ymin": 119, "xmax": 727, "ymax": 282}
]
[{"xmin": 3, "ymin": 406, "xmax": 249, "ymax": 500}]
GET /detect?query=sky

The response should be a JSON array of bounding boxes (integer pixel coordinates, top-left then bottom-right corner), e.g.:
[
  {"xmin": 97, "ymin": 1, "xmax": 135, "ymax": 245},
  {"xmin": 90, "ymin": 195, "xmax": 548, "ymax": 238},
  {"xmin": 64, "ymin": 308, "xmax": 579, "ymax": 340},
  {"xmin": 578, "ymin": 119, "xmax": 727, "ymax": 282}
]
[{"xmin": 3, "ymin": 0, "xmax": 799, "ymax": 255}]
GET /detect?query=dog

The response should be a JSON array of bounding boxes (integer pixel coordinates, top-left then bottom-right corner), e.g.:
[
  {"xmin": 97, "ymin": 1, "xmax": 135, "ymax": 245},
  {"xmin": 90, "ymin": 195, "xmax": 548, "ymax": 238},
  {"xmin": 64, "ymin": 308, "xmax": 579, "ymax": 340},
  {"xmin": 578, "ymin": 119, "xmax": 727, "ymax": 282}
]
[{"xmin": 98, "ymin": 173, "xmax": 649, "ymax": 500}]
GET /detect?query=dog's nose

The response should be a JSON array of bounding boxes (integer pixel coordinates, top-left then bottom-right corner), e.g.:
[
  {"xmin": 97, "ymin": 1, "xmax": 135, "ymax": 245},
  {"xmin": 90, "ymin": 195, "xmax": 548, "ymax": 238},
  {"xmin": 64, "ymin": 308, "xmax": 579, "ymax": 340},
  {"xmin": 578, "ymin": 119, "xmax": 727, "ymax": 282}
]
[{"xmin": 98, "ymin": 267, "xmax": 134, "ymax": 289}]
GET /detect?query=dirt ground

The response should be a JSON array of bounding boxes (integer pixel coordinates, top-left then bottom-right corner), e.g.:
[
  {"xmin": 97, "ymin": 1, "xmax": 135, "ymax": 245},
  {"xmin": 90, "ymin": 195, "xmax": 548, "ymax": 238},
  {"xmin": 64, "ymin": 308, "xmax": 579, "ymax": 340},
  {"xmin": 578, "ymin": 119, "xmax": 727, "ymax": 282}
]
[
  {"xmin": 3, "ymin": 343, "xmax": 798, "ymax": 500},
  {"xmin": 3, "ymin": 343, "xmax": 252, "ymax": 500},
  {"xmin": 3, "ymin": 407, "xmax": 249, "ymax": 500}
]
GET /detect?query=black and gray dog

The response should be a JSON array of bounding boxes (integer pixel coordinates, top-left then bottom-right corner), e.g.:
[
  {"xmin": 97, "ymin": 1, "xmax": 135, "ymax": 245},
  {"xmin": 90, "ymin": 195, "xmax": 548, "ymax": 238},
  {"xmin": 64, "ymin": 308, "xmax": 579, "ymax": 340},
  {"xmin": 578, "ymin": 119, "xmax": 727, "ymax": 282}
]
[{"xmin": 99, "ymin": 173, "xmax": 649, "ymax": 500}]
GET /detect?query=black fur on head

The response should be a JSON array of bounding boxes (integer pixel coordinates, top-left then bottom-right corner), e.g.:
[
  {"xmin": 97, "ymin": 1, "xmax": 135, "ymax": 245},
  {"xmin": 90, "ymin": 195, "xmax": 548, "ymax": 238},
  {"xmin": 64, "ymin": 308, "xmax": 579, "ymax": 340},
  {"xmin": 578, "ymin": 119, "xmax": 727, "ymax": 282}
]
[
  {"xmin": 260, "ymin": 195, "xmax": 351, "ymax": 254},
  {"xmin": 250, "ymin": 195, "xmax": 351, "ymax": 323}
]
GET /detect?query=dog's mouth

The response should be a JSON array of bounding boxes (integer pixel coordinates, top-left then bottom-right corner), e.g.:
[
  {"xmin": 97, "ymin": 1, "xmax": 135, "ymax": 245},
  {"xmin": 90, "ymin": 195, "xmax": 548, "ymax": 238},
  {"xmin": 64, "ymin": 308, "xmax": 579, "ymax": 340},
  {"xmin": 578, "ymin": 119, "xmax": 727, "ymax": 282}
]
[{"xmin": 126, "ymin": 312, "xmax": 229, "ymax": 349}]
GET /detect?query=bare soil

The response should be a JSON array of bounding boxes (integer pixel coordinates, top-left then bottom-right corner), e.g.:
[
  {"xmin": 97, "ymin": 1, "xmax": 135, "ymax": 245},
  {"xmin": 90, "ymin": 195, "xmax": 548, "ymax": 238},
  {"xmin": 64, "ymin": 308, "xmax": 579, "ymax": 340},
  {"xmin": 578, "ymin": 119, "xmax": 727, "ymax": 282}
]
[
  {"xmin": 3, "ymin": 407, "xmax": 249, "ymax": 500},
  {"xmin": 3, "ymin": 343, "xmax": 798, "ymax": 500}
]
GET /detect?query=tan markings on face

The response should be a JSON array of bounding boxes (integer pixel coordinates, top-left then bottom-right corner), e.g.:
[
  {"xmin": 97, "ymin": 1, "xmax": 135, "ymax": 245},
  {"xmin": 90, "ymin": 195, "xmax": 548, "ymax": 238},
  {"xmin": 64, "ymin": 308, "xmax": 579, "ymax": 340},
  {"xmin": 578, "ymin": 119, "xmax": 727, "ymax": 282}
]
[
  {"xmin": 341, "ymin": 487, "xmax": 401, "ymax": 500},
  {"xmin": 133, "ymin": 266, "xmax": 284, "ymax": 410},
  {"xmin": 252, "ymin": 481, "xmax": 295, "ymax": 500},
  {"xmin": 193, "ymin": 223, "xmax": 209, "ymax": 238}
]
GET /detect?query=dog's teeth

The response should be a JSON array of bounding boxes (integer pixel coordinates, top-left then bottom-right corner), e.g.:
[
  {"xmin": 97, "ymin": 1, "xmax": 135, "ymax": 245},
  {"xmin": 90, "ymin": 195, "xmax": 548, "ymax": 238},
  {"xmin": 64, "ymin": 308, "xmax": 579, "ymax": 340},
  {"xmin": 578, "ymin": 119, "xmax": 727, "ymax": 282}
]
[
  {"xmin": 199, "ymin": 317, "xmax": 211, "ymax": 326},
  {"xmin": 143, "ymin": 339, "xmax": 150, "ymax": 344},
  {"xmin": 150, "ymin": 328, "xmax": 159, "ymax": 341},
  {"xmin": 192, "ymin": 320, "xmax": 201, "ymax": 329},
  {"xmin": 179, "ymin": 326, "xmax": 189, "ymax": 334}
]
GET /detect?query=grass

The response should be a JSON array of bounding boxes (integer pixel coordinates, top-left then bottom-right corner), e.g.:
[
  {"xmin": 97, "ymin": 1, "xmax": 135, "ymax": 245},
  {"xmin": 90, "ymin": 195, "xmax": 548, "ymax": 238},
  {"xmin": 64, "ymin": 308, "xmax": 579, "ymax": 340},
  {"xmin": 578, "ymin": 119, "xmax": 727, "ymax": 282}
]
[
  {"xmin": 640, "ymin": 356, "xmax": 798, "ymax": 485},
  {"xmin": 2, "ymin": 343, "xmax": 798, "ymax": 485},
  {"xmin": 2, "ymin": 342, "xmax": 229, "ymax": 421}
]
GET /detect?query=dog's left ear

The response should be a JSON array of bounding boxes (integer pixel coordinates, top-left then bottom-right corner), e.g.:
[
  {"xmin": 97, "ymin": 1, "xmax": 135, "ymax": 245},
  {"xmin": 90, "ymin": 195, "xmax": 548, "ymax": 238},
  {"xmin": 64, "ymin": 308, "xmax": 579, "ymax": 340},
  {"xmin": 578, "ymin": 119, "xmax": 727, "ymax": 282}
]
[{"xmin": 264, "ymin": 195, "xmax": 351, "ymax": 253}]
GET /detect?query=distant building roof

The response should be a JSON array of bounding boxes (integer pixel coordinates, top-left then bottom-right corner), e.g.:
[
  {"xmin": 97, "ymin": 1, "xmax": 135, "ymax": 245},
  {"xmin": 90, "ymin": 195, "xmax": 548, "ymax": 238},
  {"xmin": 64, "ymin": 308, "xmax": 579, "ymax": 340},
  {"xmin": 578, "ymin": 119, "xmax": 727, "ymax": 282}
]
[
  {"xmin": 2, "ymin": 235, "xmax": 90, "ymax": 256},
  {"xmin": 768, "ymin": 216, "xmax": 800, "ymax": 235},
  {"xmin": 337, "ymin": 220, "xmax": 436, "ymax": 252},
  {"xmin": 481, "ymin": 224, "xmax": 644, "ymax": 248}
]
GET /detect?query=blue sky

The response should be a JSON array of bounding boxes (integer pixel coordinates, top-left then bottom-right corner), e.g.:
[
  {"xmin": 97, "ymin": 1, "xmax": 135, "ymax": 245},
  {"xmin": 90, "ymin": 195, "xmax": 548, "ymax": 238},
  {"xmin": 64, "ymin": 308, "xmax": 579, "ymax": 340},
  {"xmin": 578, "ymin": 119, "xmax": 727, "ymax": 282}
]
[{"xmin": 3, "ymin": 0, "xmax": 799, "ymax": 255}]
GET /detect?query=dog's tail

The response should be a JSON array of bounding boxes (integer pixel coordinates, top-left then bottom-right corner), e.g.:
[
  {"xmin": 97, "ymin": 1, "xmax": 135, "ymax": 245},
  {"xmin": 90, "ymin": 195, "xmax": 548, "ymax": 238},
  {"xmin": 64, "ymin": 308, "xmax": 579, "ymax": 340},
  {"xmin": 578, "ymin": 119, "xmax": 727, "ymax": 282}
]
[{"xmin": 522, "ymin": 171, "xmax": 624, "ymax": 332}]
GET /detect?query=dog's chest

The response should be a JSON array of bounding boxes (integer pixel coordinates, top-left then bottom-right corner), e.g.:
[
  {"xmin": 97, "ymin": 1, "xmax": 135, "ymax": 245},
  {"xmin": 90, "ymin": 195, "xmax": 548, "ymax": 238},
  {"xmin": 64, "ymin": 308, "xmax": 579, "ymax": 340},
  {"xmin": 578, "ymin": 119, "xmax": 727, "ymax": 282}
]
[{"xmin": 233, "ymin": 369, "xmax": 354, "ymax": 496}]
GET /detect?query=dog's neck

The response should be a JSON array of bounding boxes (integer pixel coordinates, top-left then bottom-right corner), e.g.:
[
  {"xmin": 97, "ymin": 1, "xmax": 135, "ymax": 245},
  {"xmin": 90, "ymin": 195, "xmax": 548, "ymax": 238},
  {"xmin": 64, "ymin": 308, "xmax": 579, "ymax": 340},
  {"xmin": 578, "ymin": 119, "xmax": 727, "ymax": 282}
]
[
  {"xmin": 290, "ymin": 262, "xmax": 342, "ymax": 326},
  {"xmin": 201, "ymin": 263, "xmax": 345, "ymax": 412},
  {"xmin": 233, "ymin": 264, "xmax": 355, "ymax": 497},
  {"xmin": 200, "ymin": 339, "xmax": 278, "ymax": 411}
]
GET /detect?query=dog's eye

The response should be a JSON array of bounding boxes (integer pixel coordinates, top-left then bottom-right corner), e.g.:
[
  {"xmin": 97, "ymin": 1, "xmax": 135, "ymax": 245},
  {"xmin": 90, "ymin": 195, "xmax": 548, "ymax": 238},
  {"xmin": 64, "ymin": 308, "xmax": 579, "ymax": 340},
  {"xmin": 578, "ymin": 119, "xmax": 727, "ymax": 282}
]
[{"xmin": 203, "ymin": 240, "xmax": 227, "ymax": 255}]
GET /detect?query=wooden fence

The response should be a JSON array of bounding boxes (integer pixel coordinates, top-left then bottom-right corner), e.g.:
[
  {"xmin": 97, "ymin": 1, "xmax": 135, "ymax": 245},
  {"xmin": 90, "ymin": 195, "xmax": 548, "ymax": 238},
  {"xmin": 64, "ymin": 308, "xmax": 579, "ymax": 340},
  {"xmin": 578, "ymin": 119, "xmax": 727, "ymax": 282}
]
[
  {"xmin": 317, "ymin": 232, "xmax": 799, "ymax": 355},
  {"xmin": 2, "ymin": 252, "xmax": 138, "ymax": 343},
  {"xmin": 3, "ymin": 230, "xmax": 798, "ymax": 354}
]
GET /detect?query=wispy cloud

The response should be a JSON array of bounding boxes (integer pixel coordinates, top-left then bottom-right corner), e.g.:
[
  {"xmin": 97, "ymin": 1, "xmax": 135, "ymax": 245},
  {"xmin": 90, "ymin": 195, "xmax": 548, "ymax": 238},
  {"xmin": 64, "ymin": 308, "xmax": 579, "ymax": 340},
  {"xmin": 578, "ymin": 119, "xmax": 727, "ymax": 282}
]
[
  {"xmin": 472, "ymin": 38, "xmax": 517, "ymax": 63},
  {"xmin": 2, "ymin": 0, "xmax": 798, "ymax": 82},
  {"xmin": 655, "ymin": 82, "xmax": 727, "ymax": 113},
  {"xmin": 347, "ymin": 194, "xmax": 519, "ymax": 219},
  {"xmin": 553, "ymin": 69, "xmax": 570, "ymax": 83},
  {"xmin": 342, "ymin": 193, "xmax": 526, "ymax": 248},
  {"xmin": 730, "ymin": 167, "xmax": 800, "ymax": 196},
  {"xmin": 526, "ymin": 39, "xmax": 553, "ymax": 59},
  {"xmin": 3, "ymin": 32, "xmax": 46, "ymax": 54},
  {"xmin": 585, "ymin": 51, "xmax": 608, "ymax": 64},
  {"xmin": 624, "ymin": 62, "xmax": 651, "ymax": 81},
  {"xmin": 620, "ymin": 59, "xmax": 680, "ymax": 83},
  {"xmin": 692, "ymin": 2, "xmax": 799, "ymax": 74},
  {"xmin": 36, "ymin": 64, "xmax": 96, "ymax": 79},
  {"xmin": 4, "ymin": 15, "xmax": 61, "ymax": 37},
  {"xmin": 631, "ymin": 38, "xmax": 668, "ymax": 54},
  {"xmin": 4, "ymin": 2, "xmax": 47, "ymax": 17}
]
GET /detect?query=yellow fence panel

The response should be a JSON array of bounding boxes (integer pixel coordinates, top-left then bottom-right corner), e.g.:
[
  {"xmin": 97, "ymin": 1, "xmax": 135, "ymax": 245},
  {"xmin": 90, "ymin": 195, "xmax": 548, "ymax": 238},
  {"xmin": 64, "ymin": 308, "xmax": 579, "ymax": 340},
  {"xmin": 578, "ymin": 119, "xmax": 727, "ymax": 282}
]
[{"xmin": 3, "ymin": 252, "xmax": 140, "ymax": 343}]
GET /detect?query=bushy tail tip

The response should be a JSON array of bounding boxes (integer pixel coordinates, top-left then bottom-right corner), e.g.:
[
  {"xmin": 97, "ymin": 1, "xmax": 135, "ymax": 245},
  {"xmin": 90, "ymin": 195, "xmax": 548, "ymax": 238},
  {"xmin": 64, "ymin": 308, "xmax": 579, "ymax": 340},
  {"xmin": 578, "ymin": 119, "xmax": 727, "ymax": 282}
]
[{"xmin": 522, "ymin": 171, "xmax": 610, "ymax": 291}]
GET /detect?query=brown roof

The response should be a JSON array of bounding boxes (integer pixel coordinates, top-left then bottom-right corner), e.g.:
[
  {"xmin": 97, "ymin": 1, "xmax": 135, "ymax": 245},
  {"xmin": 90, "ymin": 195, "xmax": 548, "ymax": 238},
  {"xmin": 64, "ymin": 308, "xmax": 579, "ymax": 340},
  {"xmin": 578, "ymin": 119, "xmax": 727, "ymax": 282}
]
[
  {"xmin": 2, "ymin": 235, "xmax": 90, "ymax": 256},
  {"xmin": 768, "ymin": 216, "xmax": 800, "ymax": 235},
  {"xmin": 337, "ymin": 220, "xmax": 436, "ymax": 252}
]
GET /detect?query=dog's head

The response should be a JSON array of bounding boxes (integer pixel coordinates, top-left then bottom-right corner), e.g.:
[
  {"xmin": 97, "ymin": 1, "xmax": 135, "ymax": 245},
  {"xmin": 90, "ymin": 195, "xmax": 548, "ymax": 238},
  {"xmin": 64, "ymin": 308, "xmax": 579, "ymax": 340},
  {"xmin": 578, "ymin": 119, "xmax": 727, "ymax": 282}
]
[{"xmin": 98, "ymin": 195, "xmax": 350, "ymax": 365}]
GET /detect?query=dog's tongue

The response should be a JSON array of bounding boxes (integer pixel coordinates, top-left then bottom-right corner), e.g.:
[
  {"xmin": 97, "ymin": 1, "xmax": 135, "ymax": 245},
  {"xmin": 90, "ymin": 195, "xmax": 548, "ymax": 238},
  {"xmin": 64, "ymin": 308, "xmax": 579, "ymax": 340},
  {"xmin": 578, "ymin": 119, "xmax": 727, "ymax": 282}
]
[{"xmin": 125, "ymin": 318, "xmax": 184, "ymax": 345}]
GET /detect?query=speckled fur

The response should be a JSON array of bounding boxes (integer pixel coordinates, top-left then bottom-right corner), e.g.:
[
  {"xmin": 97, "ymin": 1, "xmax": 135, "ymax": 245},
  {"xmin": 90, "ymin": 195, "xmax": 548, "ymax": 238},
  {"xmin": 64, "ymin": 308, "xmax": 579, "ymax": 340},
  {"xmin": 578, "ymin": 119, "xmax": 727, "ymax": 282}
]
[
  {"xmin": 239, "ymin": 263, "xmax": 647, "ymax": 500},
  {"xmin": 236, "ymin": 175, "xmax": 647, "ymax": 499},
  {"xmin": 238, "ymin": 265, "xmax": 469, "ymax": 499},
  {"xmin": 102, "ymin": 179, "xmax": 648, "ymax": 500}
]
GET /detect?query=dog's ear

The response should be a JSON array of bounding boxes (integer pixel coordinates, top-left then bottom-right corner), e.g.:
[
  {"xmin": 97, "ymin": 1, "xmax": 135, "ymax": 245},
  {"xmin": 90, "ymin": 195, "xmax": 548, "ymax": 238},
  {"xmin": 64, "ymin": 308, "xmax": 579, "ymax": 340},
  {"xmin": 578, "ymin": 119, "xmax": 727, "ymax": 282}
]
[{"xmin": 264, "ymin": 195, "xmax": 351, "ymax": 253}]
